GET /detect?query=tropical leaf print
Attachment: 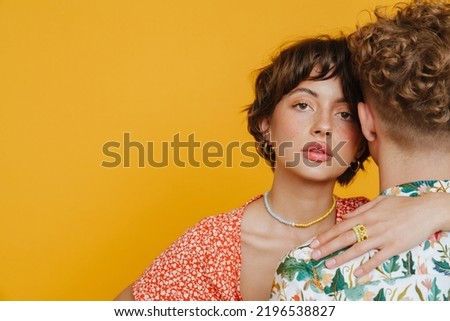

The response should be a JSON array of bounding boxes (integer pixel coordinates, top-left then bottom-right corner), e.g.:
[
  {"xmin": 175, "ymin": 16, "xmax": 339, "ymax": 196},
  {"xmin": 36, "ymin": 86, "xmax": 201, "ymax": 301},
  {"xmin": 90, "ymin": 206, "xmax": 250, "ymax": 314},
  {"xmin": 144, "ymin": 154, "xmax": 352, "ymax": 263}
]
[
  {"xmin": 415, "ymin": 284, "xmax": 425, "ymax": 301},
  {"xmin": 270, "ymin": 181, "xmax": 450, "ymax": 301},
  {"xmin": 342, "ymin": 284, "xmax": 368, "ymax": 300},
  {"xmin": 397, "ymin": 284, "xmax": 411, "ymax": 300},
  {"xmin": 396, "ymin": 181, "xmax": 428, "ymax": 196},
  {"xmin": 374, "ymin": 289, "xmax": 386, "ymax": 301},
  {"xmin": 432, "ymin": 258, "xmax": 450, "ymax": 275},
  {"xmin": 444, "ymin": 288, "xmax": 450, "ymax": 301},
  {"xmin": 402, "ymin": 251, "xmax": 415, "ymax": 276},
  {"xmin": 427, "ymin": 278, "xmax": 442, "ymax": 301},
  {"xmin": 380, "ymin": 180, "xmax": 441, "ymax": 197},
  {"xmin": 276, "ymin": 257, "xmax": 313, "ymax": 282},
  {"xmin": 324, "ymin": 269, "xmax": 348, "ymax": 294},
  {"xmin": 382, "ymin": 255, "xmax": 400, "ymax": 274}
]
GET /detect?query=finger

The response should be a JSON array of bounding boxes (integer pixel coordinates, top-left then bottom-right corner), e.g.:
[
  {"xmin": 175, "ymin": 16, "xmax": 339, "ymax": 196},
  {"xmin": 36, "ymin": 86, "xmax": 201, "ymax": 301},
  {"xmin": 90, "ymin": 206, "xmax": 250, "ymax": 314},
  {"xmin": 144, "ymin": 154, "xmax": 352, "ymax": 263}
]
[
  {"xmin": 311, "ymin": 214, "xmax": 368, "ymax": 251},
  {"xmin": 311, "ymin": 197, "xmax": 386, "ymax": 249},
  {"xmin": 311, "ymin": 216, "xmax": 360, "ymax": 248},
  {"xmin": 353, "ymin": 250, "xmax": 390, "ymax": 277},
  {"xmin": 341, "ymin": 196, "xmax": 386, "ymax": 219},
  {"xmin": 311, "ymin": 230, "xmax": 357, "ymax": 260},
  {"xmin": 323, "ymin": 238, "xmax": 379, "ymax": 269}
]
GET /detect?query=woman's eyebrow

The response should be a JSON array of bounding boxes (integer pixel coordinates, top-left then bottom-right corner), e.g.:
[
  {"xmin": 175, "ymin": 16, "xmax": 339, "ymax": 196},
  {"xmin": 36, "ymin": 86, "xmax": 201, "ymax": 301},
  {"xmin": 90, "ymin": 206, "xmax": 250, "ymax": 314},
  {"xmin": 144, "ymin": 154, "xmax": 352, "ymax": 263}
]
[
  {"xmin": 287, "ymin": 87, "xmax": 347, "ymax": 103},
  {"xmin": 287, "ymin": 87, "xmax": 317, "ymax": 97}
]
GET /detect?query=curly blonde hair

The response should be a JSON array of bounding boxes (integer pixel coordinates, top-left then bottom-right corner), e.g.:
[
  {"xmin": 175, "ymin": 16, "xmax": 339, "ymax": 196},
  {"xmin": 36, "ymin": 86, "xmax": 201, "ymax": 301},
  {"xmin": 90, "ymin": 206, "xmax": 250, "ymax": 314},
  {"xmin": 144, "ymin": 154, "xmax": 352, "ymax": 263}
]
[{"xmin": 348, "ymin": 0, "xmax": 450, "ymax": 147}]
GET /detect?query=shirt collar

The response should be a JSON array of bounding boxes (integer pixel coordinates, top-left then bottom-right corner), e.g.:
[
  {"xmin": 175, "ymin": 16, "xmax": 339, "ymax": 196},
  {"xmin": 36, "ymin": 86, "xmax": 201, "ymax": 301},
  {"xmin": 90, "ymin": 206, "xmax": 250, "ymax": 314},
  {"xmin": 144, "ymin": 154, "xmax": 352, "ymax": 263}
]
[{"xmin": 380, "ymin": 180, "xmax": 450, "ymax": 197}]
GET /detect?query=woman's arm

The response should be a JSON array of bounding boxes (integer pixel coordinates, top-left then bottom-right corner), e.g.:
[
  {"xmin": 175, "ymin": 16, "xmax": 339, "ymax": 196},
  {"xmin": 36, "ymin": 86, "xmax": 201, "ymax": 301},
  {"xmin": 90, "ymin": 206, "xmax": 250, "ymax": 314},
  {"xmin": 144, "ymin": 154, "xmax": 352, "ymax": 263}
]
[
  {"xmin": 114, "ymin": 284, "xmax": 135, "ymax": 301},
  {"xmin": 309, "ymin": 192, "xmax": 450, "ymax": 277}
]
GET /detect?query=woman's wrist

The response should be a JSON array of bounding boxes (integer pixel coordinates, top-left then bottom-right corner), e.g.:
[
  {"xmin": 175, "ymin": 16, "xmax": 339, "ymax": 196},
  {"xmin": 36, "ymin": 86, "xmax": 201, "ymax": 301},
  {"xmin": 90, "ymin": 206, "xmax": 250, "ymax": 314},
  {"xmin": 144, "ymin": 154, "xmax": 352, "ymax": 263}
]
[{"xmin": 423, "ymin": 192, "xmax": 450, "ymax": 232}]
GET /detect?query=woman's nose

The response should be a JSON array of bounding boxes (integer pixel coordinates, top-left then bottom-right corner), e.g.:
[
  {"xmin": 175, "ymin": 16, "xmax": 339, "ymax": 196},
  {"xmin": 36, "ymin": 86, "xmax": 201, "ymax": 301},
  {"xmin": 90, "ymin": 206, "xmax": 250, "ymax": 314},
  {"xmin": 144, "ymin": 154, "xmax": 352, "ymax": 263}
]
[{"xmin": 311, "ymin": 113, "xmax": 332, "ymax": 137}]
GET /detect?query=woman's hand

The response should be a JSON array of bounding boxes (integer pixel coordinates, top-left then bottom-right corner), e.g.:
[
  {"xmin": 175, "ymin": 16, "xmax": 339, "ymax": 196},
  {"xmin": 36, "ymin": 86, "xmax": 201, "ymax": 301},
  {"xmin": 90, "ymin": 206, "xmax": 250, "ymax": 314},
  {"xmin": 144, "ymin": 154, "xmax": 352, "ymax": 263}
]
[{"xmin": 309, "ymin": 193, "xmax": 450, "ymax": 277}]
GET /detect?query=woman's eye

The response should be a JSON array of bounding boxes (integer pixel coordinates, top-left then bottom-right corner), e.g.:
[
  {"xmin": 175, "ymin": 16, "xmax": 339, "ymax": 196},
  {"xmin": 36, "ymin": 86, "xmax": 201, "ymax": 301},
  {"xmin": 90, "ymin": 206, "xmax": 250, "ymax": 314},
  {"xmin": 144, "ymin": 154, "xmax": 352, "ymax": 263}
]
[
  {"xmin": 338, "ymin": 112, "xmax": 354, "ymax": 120},
  {"xmin": 294, "ymin": 102, "xmax": 311, "ymax": 110}
]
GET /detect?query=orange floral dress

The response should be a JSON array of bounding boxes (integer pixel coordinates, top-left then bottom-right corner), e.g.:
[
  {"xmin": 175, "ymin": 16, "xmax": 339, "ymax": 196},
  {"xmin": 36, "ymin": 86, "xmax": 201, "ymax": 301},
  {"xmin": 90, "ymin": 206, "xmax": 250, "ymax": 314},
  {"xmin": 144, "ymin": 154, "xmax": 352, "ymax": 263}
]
[{"xmin": 132, "ymin": 195, "xmax": 368, "ymax": 300}]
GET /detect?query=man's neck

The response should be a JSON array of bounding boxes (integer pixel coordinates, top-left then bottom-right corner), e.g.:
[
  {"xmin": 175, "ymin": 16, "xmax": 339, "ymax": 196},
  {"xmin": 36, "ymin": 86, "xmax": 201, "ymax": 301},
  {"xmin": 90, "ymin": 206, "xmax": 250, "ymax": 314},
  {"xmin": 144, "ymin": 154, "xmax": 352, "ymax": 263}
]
[{"xmin": 376, "ymin": 142, "xmax": 450, "ymax": 191}]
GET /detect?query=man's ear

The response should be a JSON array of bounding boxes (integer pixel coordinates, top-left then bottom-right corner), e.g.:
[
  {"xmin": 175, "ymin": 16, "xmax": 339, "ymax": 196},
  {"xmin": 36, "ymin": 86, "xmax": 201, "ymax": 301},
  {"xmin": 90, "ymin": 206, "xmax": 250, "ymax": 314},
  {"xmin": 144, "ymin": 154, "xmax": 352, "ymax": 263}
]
[{"xmin": 358, "ymin": 102, "xmax": 376, "ymax": 142}]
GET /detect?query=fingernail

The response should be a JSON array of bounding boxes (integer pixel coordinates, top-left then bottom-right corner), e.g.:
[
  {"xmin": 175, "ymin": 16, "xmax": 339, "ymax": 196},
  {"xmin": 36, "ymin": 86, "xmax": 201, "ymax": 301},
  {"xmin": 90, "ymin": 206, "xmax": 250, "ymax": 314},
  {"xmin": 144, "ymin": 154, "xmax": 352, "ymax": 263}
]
[
  {"xmin": 354, "ymin": 268, "xmax": 363, "ymax": 277},
  {"xmin": 310, "ymin": 239, "xmax": 320, "ymax": 248},
  {"xmin": 325, "ymin": 258, "xmax": 336, "ymax": 268},
  {"xmin": 311, "ymin": 250, "xmax": 321, "ymax": 260}
]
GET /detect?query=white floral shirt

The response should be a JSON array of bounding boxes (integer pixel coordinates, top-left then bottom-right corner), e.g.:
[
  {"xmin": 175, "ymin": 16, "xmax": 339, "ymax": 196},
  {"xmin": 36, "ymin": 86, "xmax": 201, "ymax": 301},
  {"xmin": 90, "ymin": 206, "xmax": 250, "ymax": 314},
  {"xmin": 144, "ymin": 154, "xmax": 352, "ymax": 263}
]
[{"xmin": 270, "ymin": 180, "xmax": 450, "ymax": 301}]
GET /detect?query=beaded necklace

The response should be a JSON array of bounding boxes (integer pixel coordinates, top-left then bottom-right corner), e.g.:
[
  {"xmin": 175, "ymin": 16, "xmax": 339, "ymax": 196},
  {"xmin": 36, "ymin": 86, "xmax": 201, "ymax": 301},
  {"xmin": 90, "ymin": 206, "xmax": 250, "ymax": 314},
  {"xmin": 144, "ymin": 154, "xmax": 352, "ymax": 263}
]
[{"xmin": 263, "ymin": 191, "xmax": 336, "ymax": 228}]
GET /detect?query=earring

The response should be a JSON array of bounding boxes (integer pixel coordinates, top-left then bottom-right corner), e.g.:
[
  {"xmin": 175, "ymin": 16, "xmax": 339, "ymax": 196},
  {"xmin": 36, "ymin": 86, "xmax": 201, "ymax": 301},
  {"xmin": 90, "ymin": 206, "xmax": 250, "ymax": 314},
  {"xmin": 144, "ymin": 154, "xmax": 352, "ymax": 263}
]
[
  {"xmin": 260, "ymin": 140, "xmax": 272, "ymax": 156},
  {"xmin": 350, "ymin": 160, "xmax": 361, "ymax": 172},
  {"xmin": 261, "ymin": 130, "xmax": 272, "ymax": 155}
]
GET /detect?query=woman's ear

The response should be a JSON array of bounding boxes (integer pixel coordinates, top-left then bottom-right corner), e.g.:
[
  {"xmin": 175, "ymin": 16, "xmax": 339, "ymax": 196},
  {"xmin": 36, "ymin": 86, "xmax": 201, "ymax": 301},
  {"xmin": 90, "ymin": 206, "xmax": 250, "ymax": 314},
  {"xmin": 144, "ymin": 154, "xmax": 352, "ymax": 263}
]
[
  {"xmin": 358, "ymin": 102, "xmax": 377, "ymax": 142},
  {"xmin": 259, "ymin": 117, "xmax": 270, "ymax": 135}
]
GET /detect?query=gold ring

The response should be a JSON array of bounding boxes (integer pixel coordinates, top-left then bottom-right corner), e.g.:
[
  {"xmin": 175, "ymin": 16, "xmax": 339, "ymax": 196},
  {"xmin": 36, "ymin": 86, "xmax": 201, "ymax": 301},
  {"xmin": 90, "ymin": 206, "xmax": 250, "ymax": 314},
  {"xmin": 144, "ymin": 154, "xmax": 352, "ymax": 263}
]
[{"xmin": 353, "ymin": 224, "xmax": 368, "ymax": 242}]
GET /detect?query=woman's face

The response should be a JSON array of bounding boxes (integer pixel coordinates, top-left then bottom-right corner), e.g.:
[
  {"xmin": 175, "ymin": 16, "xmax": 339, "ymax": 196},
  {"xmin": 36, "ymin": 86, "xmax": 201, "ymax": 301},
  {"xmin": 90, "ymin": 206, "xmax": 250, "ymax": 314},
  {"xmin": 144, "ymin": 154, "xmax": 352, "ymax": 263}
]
[{"xmin": 264, "ymin": 75, "xmax": 362, "ymax": 183}]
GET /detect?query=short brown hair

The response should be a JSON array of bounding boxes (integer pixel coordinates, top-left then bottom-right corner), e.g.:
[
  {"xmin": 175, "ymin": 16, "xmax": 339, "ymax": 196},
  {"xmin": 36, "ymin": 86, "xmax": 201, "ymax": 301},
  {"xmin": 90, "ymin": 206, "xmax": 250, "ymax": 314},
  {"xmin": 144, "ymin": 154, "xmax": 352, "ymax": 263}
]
[
  {"xmin": 246, "ymin": 36, "xmax": 369, "ymax": 185},
  {"xmin": 348, "ymin": 0, "xmax": 450, "ymax": 148}
]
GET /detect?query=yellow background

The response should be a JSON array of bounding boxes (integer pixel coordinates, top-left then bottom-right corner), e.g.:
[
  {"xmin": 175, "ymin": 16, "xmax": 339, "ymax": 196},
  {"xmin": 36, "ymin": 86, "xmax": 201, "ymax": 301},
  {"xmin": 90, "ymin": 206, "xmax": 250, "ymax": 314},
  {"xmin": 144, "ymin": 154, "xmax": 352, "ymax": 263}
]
[{"xmin": 0, "ymin": 0, "xmax": 398, "ymax": 300}]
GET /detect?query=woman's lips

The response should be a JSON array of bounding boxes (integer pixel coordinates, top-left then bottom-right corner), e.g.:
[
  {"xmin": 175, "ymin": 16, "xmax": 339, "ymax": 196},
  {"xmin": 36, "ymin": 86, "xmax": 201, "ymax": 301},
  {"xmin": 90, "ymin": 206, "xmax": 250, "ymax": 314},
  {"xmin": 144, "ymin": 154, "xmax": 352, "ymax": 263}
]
[{"xmin": 302, "ymin": 141, "xmax": 332, "ymax": 162}]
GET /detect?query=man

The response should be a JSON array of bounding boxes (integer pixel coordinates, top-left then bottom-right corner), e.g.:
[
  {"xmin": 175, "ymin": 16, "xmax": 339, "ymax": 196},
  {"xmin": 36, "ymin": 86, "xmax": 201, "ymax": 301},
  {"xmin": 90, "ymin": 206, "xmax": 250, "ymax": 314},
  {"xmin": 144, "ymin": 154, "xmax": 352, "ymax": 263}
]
[{"xmin": 270, "ymin": 0, "xmax": 450, "ymax": 301}]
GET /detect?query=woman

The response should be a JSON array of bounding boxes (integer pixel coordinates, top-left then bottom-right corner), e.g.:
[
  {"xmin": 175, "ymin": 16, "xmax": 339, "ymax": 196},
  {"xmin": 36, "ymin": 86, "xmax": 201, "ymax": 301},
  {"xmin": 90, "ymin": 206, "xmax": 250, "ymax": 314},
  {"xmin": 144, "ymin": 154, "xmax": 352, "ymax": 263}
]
[
  {"xmin": 115, "ymin": 35, "xmax": 449, "ymax": 301},
  {"xmin": 116, "ymin": 36, "xmax": 368, "ymax": 300}
]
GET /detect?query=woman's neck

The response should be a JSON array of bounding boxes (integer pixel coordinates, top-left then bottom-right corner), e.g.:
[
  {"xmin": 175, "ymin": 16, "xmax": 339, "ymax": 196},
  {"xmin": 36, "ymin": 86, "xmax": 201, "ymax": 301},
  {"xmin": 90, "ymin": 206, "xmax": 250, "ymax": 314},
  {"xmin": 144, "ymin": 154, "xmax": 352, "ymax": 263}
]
[{"xmin": 268, "ymin": 170, "xmax": 336, "ymax": 224}]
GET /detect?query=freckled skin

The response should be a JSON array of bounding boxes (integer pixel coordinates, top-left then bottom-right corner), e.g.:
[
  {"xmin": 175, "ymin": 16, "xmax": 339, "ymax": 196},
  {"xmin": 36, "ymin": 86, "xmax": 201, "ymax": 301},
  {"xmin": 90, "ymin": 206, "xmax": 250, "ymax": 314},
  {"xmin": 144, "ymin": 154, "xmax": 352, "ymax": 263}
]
[{"xmin": 267, "ymin": 76, "xmax": 362, "ymax": 182}]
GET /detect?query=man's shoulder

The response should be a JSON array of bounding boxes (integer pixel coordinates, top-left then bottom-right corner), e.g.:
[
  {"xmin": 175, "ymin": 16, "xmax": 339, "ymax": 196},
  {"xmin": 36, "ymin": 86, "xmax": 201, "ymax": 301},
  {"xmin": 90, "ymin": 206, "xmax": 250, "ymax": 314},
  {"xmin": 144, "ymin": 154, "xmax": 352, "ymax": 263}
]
[{"xmin": 272, "ymin": 231, "xmax": 450, "ymax": 301}]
